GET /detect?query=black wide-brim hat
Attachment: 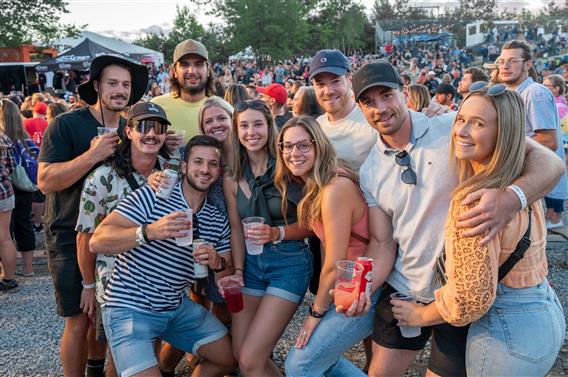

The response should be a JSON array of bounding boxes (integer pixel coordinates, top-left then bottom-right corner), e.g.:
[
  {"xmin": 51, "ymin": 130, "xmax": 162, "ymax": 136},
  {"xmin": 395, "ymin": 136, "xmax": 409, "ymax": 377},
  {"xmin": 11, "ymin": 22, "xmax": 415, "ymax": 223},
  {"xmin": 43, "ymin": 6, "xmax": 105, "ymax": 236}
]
[{"xmin": 78, "ymin": 55, "xmax": 149, "ymax": 106}]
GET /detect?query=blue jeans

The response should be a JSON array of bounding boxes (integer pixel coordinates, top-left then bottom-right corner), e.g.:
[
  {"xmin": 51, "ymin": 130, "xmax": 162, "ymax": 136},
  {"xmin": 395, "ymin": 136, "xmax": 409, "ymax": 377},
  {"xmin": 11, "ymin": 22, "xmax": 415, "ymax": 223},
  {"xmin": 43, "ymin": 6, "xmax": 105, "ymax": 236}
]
[
  {"xmin": 243, "ymin": 240, "xmax": 312, "ymax": 304},
  {"xmin": 102, "ymin": 298, "xmax": 228, "ymax": 377},
  {"xmin": 467, "ymin": 280, "xmax": 565, "ymax": 376},
  {"xmin": 285, "ymin": 288, "xmax": 382, "ymax": 377}
]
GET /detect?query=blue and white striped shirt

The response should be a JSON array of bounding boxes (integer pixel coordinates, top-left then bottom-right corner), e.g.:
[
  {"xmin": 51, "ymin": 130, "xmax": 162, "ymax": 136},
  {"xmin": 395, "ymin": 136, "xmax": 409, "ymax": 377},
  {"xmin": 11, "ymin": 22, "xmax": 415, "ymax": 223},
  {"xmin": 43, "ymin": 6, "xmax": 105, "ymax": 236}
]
[{"xmin": 103, "ymin": 183, "xmax": 231, "ymax": 312}]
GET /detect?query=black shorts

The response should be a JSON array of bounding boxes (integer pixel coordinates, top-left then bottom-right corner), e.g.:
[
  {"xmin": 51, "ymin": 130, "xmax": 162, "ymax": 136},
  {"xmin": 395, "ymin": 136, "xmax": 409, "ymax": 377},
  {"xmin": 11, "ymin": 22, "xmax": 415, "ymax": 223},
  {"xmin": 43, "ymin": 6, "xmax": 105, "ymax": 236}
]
[
  {"xmin": 47, "ymin": 247, "xmax": 83, "ymax": 317},
  {"xmin": 32, "ymin": 190, "xmax": 45, "ymax": 203},
  {"xmin": 373, "ymin": 283, "xmax": 469, "ymax": 377}
]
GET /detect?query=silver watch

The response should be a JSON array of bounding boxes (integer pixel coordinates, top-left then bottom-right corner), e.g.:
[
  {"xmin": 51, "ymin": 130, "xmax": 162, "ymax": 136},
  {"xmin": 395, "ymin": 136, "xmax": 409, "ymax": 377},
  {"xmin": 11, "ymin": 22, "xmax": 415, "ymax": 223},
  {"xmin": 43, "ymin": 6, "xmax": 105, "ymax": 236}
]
[{"xmin": 135, "ymin": 225, "xmax": 146, "ymax": 246}]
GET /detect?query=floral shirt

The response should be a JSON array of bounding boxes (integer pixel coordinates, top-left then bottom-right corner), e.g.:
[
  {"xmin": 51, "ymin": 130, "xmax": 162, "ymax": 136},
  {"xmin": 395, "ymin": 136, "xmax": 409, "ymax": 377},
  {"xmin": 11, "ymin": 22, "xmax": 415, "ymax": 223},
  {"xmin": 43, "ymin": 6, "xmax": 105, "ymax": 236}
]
[
  {"xmin": 0, "ymin": 133, "xmax": 15, "ymax": 201},
  {"xmin": 75, "ymin": 159, "xmax": 163, "ymax": 303}
]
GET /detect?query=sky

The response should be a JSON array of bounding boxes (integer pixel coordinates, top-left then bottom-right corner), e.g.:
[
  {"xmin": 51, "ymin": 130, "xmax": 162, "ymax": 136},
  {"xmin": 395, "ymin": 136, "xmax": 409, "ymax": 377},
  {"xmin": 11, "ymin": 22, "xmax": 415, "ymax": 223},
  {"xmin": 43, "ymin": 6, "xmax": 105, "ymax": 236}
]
[{"xmin": 60, "ymin": 0, "xmax": 552, "ymax": 42}]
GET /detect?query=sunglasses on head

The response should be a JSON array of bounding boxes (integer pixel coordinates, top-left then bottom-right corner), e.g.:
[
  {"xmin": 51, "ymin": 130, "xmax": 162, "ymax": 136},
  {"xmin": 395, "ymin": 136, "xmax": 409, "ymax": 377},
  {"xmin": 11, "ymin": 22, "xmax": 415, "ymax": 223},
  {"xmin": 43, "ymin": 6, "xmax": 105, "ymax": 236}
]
[
  {"xmin": 395, "ymin": 150, "xmax": 417, "ymax": 185},
  {"xmin": 130, "ymin": 119, "xmax": 168, "ymax": 135},
  {"xmin": 235, "ymin": 99, "xmax": 270, "ymax": 114},
  {"xmin": 468, "ymin": 81, "xmax": 507, "ymax": 97}
]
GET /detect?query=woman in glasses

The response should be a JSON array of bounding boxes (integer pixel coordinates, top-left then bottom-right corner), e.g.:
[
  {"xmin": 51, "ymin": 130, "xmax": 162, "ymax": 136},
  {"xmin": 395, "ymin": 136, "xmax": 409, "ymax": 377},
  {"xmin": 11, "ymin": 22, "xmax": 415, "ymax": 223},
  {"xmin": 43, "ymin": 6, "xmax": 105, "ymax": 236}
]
[
  {"xmin": 391, "ymin": 83, "xmax": 565, "ymax": 376},
  {"xmin": 276, "ymin": 115, "xmax": 386, "ymax": 376},
  {"xmin": 220, "ymin": 100, "xmax": 312, "ymax": 376}
]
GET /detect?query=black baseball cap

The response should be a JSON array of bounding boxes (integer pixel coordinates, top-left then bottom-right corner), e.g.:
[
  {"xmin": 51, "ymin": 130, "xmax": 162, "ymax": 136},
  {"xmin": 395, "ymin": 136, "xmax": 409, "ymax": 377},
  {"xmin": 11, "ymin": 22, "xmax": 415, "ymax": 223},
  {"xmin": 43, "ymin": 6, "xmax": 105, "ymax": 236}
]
[
  {"xmin": 126, "ymin": 102, "xmax": 170, "ymax": 125},
  {"xmin": 78, "ymin": 55, "xmax": 148, "ymax": 106},
  {"xmin": 309, "ymin": 49, "xmax": 351, "ymax": 80},
  {"xmin": 352, "ymin": 60, "xmax": 403, "ymax": 101}
]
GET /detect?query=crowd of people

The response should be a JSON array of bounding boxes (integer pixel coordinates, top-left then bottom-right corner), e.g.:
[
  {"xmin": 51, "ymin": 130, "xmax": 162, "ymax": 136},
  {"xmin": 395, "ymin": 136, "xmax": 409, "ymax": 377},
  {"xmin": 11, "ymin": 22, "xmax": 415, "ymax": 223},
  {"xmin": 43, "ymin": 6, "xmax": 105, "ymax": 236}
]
[{"xmin": 0, "ymin": 35, "xmax": 567, "ymax": 377}]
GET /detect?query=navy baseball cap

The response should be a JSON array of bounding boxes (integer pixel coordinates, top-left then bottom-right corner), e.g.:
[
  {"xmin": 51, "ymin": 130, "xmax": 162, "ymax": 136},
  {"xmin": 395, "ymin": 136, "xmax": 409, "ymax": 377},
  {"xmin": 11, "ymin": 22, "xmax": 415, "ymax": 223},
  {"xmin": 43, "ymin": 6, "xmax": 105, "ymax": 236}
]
[
  {"xmin": 309, "ymin": 49, "xmax": 351, "ymax": 80},
  {"xmin": 352, "ymin": 60, "xmax": 403, "ymax": 101}
]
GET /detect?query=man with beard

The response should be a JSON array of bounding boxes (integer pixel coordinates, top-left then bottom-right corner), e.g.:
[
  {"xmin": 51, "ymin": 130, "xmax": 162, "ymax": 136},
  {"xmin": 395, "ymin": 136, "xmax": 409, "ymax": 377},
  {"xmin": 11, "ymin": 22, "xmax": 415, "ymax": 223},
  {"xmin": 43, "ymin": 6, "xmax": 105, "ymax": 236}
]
[
  {"xmin": 38, "ymin": 55, "xmax": 148, "ymax": 376},
  {"xmin": 498, "ymin": 40, "xmax": 568, "ymax": 229},
  {"xmin": 456, "ymin": 67, "xmax": 489, "ymax": 98},
  {"xmin": 152, "ymin": 39, "xmax": 215, "ymax": 141},
  {"xmin": 75, "ymin": 102, "xmax": 172, "ymax": 377},
  {"xmin": 89, "ymin": 135, "xmax": 236, "ymax": 377}
]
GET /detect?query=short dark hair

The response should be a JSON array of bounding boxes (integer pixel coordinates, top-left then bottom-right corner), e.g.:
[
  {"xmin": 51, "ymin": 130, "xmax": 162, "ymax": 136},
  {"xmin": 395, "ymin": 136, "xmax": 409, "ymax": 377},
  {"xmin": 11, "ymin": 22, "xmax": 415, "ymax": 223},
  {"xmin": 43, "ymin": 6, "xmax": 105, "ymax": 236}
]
[
  {"xmin": 183, "ymin": 135, "xmax": 223, "ymax": 162},
  {"xmin": 463, "ymin": 67, "xmax": 490, "ymax": 82}
]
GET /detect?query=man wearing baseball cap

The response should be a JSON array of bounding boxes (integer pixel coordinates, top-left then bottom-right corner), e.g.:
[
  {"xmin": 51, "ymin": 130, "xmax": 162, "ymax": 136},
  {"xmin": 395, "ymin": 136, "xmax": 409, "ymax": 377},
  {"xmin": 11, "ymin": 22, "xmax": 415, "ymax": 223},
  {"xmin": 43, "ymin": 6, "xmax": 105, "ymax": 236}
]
[
  {"xmin": 152, "ymin": 39, "xmax": 215, "ymax": 142},
  {"xmin": 435, "ymin": 83, "xmax": 457, "ymax": 109},
  {"xmin": 23, "ymin": 102, "xmax": 48, "ymax": 145},
  {"xmin": 76, "ymin": 102, "xmax": 171, "ymax": 377},
  {"xmin": 38, "ymin": 54, "xmax": 148, "ymax": 376},
  {"xmin": 257, "ymin": 83, "xmax": 291, "ymax": 129},
  {"xmin": 350, "ymin": 60, "xmax": 562, "ymax": 377},
  {"xmin": 308, "ymin": 49, "xmax": 377, "ymax": 170}
]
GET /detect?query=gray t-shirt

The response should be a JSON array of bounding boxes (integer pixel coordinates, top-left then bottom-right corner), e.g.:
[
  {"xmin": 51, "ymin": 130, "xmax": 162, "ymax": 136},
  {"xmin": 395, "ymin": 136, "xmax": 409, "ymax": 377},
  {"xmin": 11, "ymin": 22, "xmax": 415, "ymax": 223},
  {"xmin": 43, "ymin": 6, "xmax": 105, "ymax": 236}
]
[{"xmin": 360, "ymin": 110, "xmax": 457, "ymax": 302}]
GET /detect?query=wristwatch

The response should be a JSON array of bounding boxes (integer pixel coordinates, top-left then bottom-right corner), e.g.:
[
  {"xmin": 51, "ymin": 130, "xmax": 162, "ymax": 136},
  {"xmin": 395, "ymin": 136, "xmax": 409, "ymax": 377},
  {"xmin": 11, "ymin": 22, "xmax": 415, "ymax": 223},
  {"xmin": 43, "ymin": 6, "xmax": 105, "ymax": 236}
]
[
  {"xmin": 308, "ymin": 303, "xmax": 326, "ymax": 318},
  {"xmin": 135, "ymin": 224, "xmax": 148, "ymax": 246},
  {"xmin": 211, "ymin": 256, "xmax": 226, "ymax": 273}
]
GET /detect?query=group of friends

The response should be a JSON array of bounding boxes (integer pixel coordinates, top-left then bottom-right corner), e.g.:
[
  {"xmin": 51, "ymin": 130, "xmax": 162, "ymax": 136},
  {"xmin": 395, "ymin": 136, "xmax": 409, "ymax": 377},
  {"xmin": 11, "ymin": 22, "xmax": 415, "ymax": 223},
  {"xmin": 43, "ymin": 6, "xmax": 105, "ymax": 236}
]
[{"xmin": 0, "ymin": 36, "xmax": 566, "ymax": 377}]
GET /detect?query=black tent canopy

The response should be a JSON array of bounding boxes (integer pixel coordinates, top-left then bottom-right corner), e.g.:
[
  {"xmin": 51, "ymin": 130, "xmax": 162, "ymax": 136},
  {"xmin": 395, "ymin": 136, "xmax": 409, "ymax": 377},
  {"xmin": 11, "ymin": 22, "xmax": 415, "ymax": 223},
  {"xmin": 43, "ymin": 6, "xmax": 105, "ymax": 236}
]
[{"xmin": 36, "ymin": 38, "xmax": 139, "ymax": 72}]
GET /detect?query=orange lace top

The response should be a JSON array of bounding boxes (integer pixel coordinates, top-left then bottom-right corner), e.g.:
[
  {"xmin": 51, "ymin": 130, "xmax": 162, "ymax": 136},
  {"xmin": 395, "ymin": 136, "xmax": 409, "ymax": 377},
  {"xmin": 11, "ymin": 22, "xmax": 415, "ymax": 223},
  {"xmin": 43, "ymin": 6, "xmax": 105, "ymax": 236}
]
[{"xmin": 434, "ymin": 199, "xmax": 548, "ymax": 327}]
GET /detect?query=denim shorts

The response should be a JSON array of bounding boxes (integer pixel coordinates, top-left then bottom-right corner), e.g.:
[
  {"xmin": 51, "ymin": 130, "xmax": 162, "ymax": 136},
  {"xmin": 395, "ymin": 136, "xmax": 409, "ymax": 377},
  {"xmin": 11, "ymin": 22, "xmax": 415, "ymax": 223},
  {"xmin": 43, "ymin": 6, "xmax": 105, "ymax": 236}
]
[
  {"xmin": 243, "ymin": 240, "xmax": 312, "ymax": 304},
  {"xmin": 102, "ymin": 298, "xmax": 228, "ymax": 377},
  {"xmin": 467, "ymin": 280, "xmax": 565, "ymax": 376}
]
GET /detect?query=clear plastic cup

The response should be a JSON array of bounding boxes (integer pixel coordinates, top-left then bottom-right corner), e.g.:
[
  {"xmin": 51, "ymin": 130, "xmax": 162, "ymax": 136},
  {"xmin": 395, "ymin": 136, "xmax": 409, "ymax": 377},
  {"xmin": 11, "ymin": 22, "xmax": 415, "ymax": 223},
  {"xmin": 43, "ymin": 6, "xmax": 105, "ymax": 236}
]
[
  {"xmin": 334, "ymin": 260, "xmax": 363, "ymax": 309},
  {"xmin": 242, "ymin": 217, "xmax": 265, "ymax": 255},
  {"xmin": 171, "ymin": 129, "xmax": 186, "ymax": 157},
  {"xmin": 174, "ymin": 208, "xmax": 193, "ymax": 246},
  {"xmin": 97, "ymin": 127, "xmax": 118, "ymax": 137},
  {"xmin": 156, "ymin": 168, "xmax": 178, "ymax": 200},
  {"xmin": 390, "ymin": 292, "xmax": 421, "ymax": 338},
  {"xmin": 219, "ymin": 280, "xmax": 243, "ymax": 313},
  {"xmin": 192, "ymin": 239, "xmax": 211, "ymax": 278}
]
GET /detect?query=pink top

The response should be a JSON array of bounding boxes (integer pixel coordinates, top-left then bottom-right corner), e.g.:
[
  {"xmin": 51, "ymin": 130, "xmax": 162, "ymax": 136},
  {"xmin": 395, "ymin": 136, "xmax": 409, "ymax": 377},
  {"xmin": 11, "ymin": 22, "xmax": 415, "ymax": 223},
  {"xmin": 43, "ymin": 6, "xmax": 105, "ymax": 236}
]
[{"xmin": 311, "ymin": 170, "xmax": 369, "ymax": 260}]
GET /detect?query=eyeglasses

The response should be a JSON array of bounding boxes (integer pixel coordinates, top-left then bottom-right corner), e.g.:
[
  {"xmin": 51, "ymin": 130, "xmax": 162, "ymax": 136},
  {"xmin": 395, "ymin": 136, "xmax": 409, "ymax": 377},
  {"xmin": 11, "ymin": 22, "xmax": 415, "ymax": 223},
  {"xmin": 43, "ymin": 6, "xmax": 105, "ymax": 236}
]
[
  {"xmin": 395, "ymin": 150, "xmax": 417, "ymax": 185},
  {"xmin": 278, "ymin": 139, "xmax": 315, "ymax": 154},
  {"xmin": 468, "ymin": 81, "xmax": 507, "ymax": 97},
  {"xmin": 130, "ymin": 120, "xmax": 168, "ymax": 135},
  {"xmin": 235, "ymin": 100, "xmax": 270, "ymax": 114},
  {"xmin": 495, "ymin": 58, "xmax": 525, "ymax": 67}
]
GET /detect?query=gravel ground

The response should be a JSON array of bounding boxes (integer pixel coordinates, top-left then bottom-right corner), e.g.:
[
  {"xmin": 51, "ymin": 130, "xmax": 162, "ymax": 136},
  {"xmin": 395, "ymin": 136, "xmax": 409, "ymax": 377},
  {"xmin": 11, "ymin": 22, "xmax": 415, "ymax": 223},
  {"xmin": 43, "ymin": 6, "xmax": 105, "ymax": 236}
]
[{"xmin": 2, "ymin": 240, "xmax": 568, "ymax": 377}]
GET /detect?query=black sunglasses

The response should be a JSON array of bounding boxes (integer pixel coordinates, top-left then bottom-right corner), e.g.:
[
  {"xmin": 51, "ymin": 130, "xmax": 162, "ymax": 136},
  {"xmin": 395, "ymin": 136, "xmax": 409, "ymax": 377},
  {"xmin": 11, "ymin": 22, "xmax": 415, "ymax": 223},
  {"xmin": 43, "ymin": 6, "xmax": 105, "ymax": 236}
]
[
  {"xmin": 130, "ymin": 120, "xmax": 168, "ymax": 135},
  {"xmin": 395, "ymin": 150, "xmax": 417, "ymax": 185},
  {"xmin": 235, "ymin": 99, "xmax": 270, "ymax": 114},
  {"xmin": 468, "ymin": 81, "xmax": 507, "ymax": 96}
]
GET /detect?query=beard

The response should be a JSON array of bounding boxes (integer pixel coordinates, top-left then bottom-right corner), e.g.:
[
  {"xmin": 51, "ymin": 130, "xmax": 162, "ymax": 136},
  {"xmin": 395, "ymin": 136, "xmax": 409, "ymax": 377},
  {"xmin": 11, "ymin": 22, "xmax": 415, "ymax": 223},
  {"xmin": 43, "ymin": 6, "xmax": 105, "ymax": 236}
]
[
  {"xmin": 178, "ymin": 76, "xmax": 207, "ymax": 95},
  {"xmin": 185, "ymin": 173, "xmax": 212, "ymax": 193}
]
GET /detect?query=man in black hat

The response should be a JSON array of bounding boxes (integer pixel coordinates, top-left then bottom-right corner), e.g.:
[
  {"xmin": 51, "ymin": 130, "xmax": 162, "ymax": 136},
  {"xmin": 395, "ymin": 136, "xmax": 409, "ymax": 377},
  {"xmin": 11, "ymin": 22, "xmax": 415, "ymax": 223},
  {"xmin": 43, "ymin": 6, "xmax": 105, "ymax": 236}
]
[
  {"xmin": 435, "ymin": 83, "xmax": 457, "ymax": 109},
  {"xmin": 38, "ymin": 55, "xmax": 148, "ymax": 376},
  {"xmin": 75, "ymin": 102, "xmax": 171, "ymax": 377}
]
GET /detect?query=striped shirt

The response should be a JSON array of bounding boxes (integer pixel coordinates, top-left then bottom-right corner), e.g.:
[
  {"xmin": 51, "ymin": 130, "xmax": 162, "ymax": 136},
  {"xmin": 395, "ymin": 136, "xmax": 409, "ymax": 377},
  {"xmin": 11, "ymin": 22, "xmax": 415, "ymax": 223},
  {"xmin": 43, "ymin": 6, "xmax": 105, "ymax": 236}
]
[{"xmin": 103, "ymin": 183, "xmax": 231, "ymax": 312}]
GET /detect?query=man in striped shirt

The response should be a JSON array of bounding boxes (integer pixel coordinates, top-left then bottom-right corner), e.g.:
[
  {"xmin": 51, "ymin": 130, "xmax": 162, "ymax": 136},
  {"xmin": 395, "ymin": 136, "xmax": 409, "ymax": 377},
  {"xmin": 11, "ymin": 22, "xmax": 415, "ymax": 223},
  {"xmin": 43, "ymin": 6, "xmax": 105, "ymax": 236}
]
[{"xmin": 90, "ymin": 135, "xmax": 236, "ymax": 377}]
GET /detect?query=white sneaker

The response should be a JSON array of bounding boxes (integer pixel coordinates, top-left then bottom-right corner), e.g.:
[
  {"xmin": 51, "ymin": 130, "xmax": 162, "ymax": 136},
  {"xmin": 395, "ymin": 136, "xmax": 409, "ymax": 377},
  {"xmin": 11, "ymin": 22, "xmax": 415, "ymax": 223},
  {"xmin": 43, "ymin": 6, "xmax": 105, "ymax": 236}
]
[{"xmin": 546, "ymin": 220, "xmax": 565, "ymax": 230}]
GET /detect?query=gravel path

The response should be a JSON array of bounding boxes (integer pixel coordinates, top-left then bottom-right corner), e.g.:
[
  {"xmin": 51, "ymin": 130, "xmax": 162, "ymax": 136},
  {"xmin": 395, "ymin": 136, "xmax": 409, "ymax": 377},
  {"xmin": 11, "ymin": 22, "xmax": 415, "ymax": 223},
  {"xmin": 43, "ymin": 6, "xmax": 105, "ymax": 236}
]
[{"xmin": 2, "ymin": 240, "xmax": 568, "ymax": 377}]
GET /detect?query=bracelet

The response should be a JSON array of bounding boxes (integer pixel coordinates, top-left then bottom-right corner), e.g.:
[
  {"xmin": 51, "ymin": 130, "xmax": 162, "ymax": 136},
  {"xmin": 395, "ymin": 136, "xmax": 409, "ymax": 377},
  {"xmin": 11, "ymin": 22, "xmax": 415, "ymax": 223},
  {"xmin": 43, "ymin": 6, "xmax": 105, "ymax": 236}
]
[
  {"xmin": 273, "ymin": 226, "xmax": 285, "ymax": 244},
  {"xmin": 234, "ymin": 267, "xmax": 244, "ymax": 274},
  {"xmin": 211, "ymin": 257, "xmax": 227, "ymax": 273},
  {"xmin": 507, "ymin": 184, "xmax": 528, "ymax": 210},
  {"xmin": 82, "ymin": 280, "xmax": 95, "ymax": 289},
  {"xmin": 308, "ymin": 303, "xmax": 326, "ymax": 318}
]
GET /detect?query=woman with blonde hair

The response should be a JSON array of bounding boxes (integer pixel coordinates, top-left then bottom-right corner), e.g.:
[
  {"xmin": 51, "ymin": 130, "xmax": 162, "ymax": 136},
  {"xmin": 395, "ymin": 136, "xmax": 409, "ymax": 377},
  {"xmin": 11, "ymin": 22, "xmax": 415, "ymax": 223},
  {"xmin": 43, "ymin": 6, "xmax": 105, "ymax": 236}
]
[
  {"xmin": 278, "ymin": 115, "xmax": 388, "ymax": 376},
  {"xmin": 406, "ymin": 84, "xmax": 431, "ymax": 112},
  {"xmin": 220, "ymin": 100, "xmax": 312, "ymax": 376},
  {"xmin": 392, "ymin": 82, "xmax": 565, "ymax": 376}
]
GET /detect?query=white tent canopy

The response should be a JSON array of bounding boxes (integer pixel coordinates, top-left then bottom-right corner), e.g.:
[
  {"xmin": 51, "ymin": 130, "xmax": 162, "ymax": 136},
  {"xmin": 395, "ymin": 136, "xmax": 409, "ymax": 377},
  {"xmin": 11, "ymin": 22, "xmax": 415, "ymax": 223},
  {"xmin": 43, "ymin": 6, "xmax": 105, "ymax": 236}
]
[{"xmin": 52, "ymin": 31, "xmax": 164, "ymax": 65}]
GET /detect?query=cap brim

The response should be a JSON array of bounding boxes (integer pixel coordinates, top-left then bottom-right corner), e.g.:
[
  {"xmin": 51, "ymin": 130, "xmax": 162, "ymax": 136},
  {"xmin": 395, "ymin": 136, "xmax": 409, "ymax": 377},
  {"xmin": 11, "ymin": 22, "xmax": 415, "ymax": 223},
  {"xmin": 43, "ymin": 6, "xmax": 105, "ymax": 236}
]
[
  {"xmin": 255, "ymin": 86, "xmax": 268, "ymax": 94},
  {"xmin": 309, "ymin": 66, "xmax": 348, "ymax": 81},
  {"xmin": 355, "ymin": 82, "xmax": 401, "ymax": 101},
  {"xmin": 129, "ymin": 114, "xmax": 171, "ymax": 125}
]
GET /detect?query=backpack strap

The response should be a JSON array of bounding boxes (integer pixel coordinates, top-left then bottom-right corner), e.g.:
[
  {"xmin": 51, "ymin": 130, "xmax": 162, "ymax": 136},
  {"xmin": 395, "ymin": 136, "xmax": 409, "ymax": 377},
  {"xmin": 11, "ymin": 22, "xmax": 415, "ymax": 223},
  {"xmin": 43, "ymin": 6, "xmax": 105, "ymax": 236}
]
[{"xmin": 498, "ymin": 207, "xmax": 532, "ymax": 281}]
